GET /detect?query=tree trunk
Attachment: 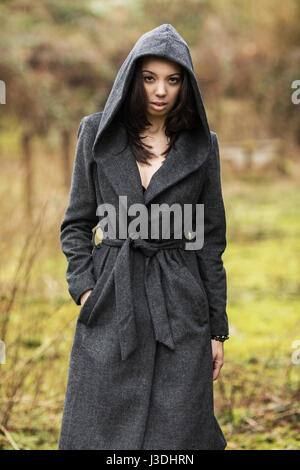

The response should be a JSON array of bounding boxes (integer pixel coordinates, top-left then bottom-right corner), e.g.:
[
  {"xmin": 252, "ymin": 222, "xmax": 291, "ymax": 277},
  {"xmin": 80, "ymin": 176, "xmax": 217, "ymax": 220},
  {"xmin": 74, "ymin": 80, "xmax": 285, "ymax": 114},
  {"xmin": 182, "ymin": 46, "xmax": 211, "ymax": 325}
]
[{"xmin": 61, "ymin": 129, "xmax": 71, "ymax": 189}]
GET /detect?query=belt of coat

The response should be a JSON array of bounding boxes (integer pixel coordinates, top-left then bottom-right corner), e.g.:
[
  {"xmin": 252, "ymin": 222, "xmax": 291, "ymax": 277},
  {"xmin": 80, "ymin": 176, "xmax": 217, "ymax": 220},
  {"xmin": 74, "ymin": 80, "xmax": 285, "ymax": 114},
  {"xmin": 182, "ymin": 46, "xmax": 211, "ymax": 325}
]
[{"xmin": 96, "ymin": 233, "xmax": 186, "ymax": 361}]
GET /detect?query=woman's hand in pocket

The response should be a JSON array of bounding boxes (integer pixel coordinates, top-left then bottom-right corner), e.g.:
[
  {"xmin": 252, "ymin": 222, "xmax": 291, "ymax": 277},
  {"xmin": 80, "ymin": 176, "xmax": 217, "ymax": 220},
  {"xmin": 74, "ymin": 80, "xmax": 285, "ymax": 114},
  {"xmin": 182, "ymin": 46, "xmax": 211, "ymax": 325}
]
[{"xmin": 80, "ymin": 289, "xmax": 93, "ymax": 306}]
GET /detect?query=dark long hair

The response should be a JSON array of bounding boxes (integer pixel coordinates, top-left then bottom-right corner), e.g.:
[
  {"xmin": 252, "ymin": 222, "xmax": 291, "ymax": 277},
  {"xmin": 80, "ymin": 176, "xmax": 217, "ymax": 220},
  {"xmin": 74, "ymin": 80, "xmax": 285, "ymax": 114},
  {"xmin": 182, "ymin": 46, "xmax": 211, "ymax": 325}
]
[{"xmin": 115, "ymin": 55, "xmax": 201, "ymax": 165}]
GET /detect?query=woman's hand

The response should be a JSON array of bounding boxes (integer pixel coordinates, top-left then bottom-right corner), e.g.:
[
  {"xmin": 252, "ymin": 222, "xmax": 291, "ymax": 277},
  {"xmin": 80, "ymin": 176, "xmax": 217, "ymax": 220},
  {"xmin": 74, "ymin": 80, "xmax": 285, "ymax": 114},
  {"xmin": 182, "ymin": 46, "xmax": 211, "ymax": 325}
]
[
  {"xmin": 211, "ymin": 339, "xmax": 224, "ymax": 381},
  {"xmin": 80, "ymin": 289, "xmax": 93, "ymax": 306}
]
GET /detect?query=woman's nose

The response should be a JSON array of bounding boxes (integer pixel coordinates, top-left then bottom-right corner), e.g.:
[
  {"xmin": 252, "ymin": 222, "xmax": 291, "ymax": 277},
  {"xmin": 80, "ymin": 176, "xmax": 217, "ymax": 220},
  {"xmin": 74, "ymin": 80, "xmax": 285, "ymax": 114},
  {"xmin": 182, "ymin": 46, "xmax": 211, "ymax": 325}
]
[{"xmin": 155, "ymin": 81, "xmax": 167, "ymax": 96}]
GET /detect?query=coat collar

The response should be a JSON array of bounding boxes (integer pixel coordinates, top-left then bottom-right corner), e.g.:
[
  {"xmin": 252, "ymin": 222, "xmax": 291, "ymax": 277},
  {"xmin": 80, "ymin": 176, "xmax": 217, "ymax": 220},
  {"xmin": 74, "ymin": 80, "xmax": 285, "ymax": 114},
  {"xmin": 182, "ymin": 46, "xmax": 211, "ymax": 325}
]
[{"xmin": 92, "ymin": 119, "xmax": 211, "ymax": 207}]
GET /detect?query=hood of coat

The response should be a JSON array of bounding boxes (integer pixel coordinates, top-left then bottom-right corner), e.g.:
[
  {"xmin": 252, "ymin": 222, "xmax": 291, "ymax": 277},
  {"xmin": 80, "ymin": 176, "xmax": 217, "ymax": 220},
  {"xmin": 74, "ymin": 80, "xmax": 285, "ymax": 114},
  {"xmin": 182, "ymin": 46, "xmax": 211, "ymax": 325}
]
[{"xmin": 92, "ymin": 23, "xmax": 212, "ymax": 159}]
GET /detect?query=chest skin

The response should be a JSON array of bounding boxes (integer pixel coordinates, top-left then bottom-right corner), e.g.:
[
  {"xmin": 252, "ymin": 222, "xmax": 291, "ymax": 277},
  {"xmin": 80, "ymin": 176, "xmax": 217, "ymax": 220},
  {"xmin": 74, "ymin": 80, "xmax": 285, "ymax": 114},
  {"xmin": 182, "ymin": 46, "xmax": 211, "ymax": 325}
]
[{"xmin": 136, "ymin": 133, "xmax": 170, "ymax": 190}]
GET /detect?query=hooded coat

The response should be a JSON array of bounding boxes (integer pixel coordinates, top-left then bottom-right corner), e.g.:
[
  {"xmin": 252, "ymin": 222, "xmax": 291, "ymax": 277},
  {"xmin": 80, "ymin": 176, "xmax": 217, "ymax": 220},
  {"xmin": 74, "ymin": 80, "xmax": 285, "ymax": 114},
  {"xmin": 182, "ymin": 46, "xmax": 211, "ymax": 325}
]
[{"xmin": 58, "ymin": 24, "xmax": 229, "ymax": 450}]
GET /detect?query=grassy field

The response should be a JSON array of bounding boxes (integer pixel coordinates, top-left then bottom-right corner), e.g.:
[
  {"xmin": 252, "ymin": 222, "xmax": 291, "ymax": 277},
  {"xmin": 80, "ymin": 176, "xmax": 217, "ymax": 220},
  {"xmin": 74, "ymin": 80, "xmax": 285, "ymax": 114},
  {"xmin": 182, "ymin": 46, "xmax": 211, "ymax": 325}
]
[
  {"xmin": 0, "ymin": 157, "xmax": 299, "ymax": 450},
  {"xmin": 217, "ymin": 174, "xmax": 300, "ymax": 450}
]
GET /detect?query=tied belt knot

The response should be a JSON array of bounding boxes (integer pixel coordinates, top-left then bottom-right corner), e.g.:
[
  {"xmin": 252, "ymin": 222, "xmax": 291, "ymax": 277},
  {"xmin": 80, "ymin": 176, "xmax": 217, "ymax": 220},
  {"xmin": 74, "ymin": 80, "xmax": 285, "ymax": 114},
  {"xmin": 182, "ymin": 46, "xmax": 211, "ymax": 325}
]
[
  {"xmin": 96, "ymin": 233, "xmax": 185, "ymax": 361},
  {"xmin": 128, "ymin": 232, "xmax": 183, "ymax": 257}
]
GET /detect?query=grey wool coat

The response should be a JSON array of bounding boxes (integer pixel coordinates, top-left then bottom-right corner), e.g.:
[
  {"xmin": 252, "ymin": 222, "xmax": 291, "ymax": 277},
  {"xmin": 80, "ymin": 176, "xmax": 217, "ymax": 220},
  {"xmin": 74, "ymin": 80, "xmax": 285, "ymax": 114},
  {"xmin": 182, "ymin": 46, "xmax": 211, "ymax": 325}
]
[{"xmin": 58, "ymin": 24, "xmax": 229, "ymax": 450}]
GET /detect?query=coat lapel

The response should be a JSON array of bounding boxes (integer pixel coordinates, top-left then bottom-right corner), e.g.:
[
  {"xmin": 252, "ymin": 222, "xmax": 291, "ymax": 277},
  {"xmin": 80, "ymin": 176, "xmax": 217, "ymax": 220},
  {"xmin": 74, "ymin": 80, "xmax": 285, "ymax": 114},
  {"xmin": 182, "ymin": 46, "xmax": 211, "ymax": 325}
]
[
  {"xmin": 143, "ymin": 128, "xmax": 210, "ymax": 205},
  {"xmin": 92, "ymin": 119, "xmax": 211, "ymax": 207}
]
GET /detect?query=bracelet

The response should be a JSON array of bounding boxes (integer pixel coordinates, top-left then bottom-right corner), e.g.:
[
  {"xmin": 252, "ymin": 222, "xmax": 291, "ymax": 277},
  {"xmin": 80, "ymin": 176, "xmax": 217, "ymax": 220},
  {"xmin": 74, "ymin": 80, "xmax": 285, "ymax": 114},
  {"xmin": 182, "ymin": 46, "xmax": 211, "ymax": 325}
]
[{"xmin": 211, "ymin": 334, "xmax": 229, "ymax": 342}]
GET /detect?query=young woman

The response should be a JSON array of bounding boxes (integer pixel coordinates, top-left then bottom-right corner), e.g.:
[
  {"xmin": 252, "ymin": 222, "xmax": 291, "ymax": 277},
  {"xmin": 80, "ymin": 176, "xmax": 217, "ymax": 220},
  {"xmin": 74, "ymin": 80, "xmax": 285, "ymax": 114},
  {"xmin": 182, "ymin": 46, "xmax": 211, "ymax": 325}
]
[{"xmin": 58, "ymin": 24, "xmax": 229, "ymax": 450}]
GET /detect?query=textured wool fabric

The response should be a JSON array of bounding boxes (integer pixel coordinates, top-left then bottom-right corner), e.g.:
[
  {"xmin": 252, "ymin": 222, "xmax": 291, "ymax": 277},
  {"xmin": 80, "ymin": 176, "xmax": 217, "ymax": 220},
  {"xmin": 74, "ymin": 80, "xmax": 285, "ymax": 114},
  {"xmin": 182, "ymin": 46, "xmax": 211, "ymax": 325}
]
[{"xmin": 58, "ymin": 24, "xmax": 229, "ymax": 450}]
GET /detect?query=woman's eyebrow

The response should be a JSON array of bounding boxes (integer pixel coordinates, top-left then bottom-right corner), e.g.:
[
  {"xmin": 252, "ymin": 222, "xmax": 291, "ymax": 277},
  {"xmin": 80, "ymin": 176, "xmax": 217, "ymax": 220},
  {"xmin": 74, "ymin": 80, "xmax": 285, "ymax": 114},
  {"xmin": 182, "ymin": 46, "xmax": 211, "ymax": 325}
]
[{"xmin": 142, "ymin": 69, "xmax": 181, "ymax": 77}]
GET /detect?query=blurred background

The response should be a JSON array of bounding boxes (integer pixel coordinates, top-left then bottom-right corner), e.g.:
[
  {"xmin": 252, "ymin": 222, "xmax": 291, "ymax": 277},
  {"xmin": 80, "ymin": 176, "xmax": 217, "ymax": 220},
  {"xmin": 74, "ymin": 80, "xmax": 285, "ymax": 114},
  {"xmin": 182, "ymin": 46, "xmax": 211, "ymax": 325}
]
[{"xmin": 0, "ymin": 0, "xmax": 299, "ymax": 450}]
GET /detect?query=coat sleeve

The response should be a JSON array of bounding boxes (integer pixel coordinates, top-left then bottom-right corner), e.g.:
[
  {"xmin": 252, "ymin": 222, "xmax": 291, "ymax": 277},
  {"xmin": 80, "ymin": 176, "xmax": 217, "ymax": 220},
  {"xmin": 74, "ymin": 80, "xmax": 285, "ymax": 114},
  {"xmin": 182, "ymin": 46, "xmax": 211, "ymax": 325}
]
[
  {"xmin": 60, "ymin": 116, "xmax": 98, "ymax": 306},
  {"xmin": 196, "ymin": 132, "xmax": 229, "ymax": 336}
]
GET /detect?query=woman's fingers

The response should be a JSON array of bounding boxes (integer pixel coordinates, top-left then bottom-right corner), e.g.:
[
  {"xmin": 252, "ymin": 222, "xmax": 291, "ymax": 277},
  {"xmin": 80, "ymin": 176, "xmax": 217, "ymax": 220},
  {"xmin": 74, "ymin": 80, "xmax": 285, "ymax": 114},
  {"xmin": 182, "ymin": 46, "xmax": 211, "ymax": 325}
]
[
  {"xmin": 211, "ymin": 340, "xmax": 224, "ymax": 381},
  {"xmin": 80, "ymin": 289, "xmax": 93, "ymax": 306},
  {"xmin": 213, "ymin": 358, "xmax": 223, "ymax": 381}
]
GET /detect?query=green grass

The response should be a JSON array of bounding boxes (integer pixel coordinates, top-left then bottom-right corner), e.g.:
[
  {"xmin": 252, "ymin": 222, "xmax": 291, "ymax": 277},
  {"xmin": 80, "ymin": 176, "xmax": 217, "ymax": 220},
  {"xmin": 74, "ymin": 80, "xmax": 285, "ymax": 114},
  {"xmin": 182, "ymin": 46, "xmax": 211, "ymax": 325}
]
[{"xmin": 214, "ymin": 176, "xmax": 300, "ymax": 449}]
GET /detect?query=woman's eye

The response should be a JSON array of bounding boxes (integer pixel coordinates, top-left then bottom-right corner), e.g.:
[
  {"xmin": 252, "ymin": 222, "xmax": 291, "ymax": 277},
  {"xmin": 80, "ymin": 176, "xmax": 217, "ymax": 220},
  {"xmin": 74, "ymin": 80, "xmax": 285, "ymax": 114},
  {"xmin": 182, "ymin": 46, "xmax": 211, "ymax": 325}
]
[
  {"xmin": 169, "ymin": 78, "xmax": 180, "ymax": 85},
  {"xmin": 143, "ymin": 76, "xmax": 154, "ymax": 83}
]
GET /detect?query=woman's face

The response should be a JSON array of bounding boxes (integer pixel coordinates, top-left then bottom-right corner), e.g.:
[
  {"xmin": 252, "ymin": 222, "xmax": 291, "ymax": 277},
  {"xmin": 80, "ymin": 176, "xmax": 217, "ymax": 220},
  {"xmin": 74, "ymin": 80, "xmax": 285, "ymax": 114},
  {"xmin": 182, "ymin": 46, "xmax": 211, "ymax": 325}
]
[{"xmin": 141, "ymin": 56, "xmax": 182, "ymax": 118}]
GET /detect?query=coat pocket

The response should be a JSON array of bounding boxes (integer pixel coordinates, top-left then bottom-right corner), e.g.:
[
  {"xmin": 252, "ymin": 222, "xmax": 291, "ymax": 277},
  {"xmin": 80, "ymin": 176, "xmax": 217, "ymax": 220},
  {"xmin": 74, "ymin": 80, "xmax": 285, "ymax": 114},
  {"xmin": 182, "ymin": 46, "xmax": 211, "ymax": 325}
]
[
  {"xmin": 77, "ymin": 286, "xmax": 99, "ymax": 325},
  {"xmin": 181, "ymin": 264, "xmax": 209, "ymax": 312},
  {"xmin": 178, "ymin": 252, "xmax": 209, "ymax": 311},
  {"xmin": 78, "ymin": 243, "xmax": 110, "ymax": 325},
  {"xmin": 190, "ymin": 268, "xmax": 209, "ymax": 309}
]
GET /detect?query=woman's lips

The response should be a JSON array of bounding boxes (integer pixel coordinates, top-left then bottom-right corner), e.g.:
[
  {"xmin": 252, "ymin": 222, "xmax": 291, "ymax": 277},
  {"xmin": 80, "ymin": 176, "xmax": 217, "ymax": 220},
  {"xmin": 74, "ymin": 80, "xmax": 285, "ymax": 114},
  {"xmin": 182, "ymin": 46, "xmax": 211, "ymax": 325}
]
[{"xmin": 150, "ymin": 102, "xmax": 167, "ymax": 111}]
